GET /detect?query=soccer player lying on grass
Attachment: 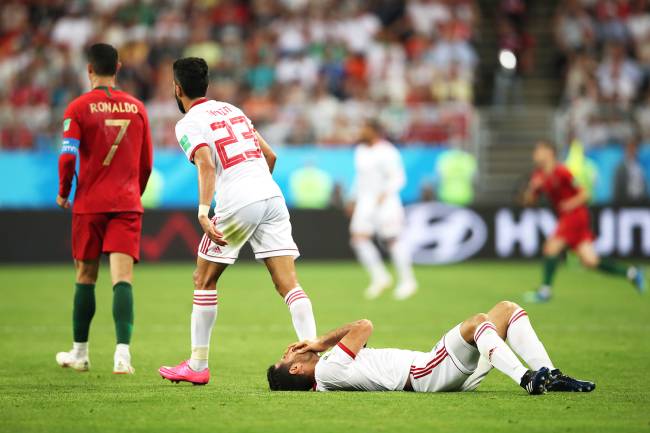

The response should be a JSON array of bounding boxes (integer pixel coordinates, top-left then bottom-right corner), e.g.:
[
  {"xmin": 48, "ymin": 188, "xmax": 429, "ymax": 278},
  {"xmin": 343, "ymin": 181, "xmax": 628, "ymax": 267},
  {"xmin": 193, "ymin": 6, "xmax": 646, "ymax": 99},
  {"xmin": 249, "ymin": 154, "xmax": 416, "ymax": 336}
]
[{"xmin": 267, "ymin": 301, "xmax": 595, "ymax": 395}]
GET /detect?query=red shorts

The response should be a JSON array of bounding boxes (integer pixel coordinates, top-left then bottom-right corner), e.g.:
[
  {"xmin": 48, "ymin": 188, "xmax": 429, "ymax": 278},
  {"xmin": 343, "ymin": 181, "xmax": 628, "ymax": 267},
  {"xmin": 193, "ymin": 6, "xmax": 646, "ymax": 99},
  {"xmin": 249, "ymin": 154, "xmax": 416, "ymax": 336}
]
[
  {"xmin": 72, "ymin": 212, "xmax": 142, "ymax": 262},
  {"xmin": 554, "ymin": 209, "xmax": 594, "ymax": 250}
]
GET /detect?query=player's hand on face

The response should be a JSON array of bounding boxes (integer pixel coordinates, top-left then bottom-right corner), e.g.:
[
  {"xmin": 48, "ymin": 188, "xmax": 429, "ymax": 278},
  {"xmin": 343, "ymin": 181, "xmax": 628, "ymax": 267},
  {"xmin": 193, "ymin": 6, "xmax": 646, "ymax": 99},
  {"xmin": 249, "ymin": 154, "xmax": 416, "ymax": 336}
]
[
  {"xmin": 198, "ymin": 215, "xmax": 228, "ymax": 246},
  {"xmin": 56, "ymin": 195, "xmax": 70, "ymax": 209},
  {"xmin": 292, "ymin": 340, "xmax": 327, "ymax": 354}
]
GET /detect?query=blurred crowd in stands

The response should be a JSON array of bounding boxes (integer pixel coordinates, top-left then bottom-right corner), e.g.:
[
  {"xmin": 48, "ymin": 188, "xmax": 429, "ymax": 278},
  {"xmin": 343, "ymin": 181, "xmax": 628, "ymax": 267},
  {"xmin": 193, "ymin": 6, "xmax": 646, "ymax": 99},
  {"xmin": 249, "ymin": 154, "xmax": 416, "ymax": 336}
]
[
  {"xmin": 556, "ymin": 0, "xmax": 650, "ymax": 147},
  {"xmin": 0, "ymin": 0, "xmax": 480, "ymax": 150}
]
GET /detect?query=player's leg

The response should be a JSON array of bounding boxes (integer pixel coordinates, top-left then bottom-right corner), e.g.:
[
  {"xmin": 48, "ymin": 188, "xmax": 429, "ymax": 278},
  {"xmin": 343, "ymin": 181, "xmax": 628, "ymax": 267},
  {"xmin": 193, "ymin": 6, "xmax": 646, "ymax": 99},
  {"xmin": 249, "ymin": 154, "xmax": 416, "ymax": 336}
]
[
  {"xmin": 108, "ymin": 252, "xmax": 136, "ymax": 373},
  {"xmin": 251, "ymin": 197, "xmax": 316, "ymax": 341},
  {"xmin": 460, "ymin": 312, "xmax": 549, "ymax": 394},
  {"xmin": 189, "ymin": 258, "xmax": 227, "ymax": 372},
  {"xmin": 56, "ymin": 214, "xmax": 106, "ymax": 372},
  {"xmin": 350, "ymin": 200, "xmax": 391, "ymax": 299},
  {"xmin": 103, "ymin": 212, "xmax": 143, "ymax": 374},
  {"xmin": 379, "ymin": 195, "xmax": 416, "ymax": 300},
  {"xmin": 488, "ymin": 300, "xmax": 595, "ymax": 392},
  {"xmin": 525, "ymin": 235, "xmax": 566, "ymax": 303},
  {"xmin": 160, "ymin": 206, "xmax": 255, "ymax": 384},
  {"xmin": 263, "ymin": 256, "xmax": 316, "ymax": 341},
  {"xmin": 576, "ymin": 241, "xmax": 646, "ymax": 294},
  {"xmin": 385, "ymin": 237, "xmax": 417, "ymax": 300}
]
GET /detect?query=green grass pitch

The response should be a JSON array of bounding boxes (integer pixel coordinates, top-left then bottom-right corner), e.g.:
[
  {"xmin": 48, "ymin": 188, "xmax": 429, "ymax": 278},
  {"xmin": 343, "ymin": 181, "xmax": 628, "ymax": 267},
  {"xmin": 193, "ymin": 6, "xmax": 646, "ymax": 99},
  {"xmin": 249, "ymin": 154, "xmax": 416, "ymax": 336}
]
[{"xmin": 1, "ymin": 261, "xmax": 649, "ymax": 433}]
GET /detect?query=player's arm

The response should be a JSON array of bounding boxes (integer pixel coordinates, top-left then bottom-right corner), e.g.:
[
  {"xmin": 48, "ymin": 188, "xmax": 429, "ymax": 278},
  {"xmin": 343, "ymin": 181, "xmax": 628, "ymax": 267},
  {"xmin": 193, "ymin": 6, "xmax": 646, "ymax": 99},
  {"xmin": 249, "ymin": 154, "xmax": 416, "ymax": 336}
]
[
  {"xmin": 57, "ymin": 106, "xmax": 81, "ymax": 209},
  {"xmin": 290, "ymin": 319, "xmax": 374, "ymax": 356},
  {"xmin": 522, "ymin": 174, "xmax": 542, "ymax": 206},
  {"xmin": 194, "ymin": 147, "xmax": 227, "ymax": 246},
  {"xmin": 255, "ymin": 131, "xmax": 277, "ymax": 173},
  {"xmin": 139, "ymin": 108, "xmax": 153, "ymax": 195},
  {"xmin": 560, "ymin": 186, "xmax": 590, "ymax": 212},
  {"xmin": 379, "ymin": 148, "xmax": 406, "ymax": 204}
]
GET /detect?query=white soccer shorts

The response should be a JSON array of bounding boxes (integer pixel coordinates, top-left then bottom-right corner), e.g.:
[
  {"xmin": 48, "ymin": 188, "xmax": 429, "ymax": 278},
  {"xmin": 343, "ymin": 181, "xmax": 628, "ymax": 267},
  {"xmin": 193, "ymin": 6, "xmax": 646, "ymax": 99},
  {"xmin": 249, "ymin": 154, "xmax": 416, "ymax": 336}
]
[
  {"xmin": 350, "ymin": 195, "xmax": 404, "ymax": 239},
  {"xmin": 197, "ymin": 197, "xmax": 300, "ymax": 264},
  {"xmin": 410, "ymin": 324, "xmax": 481, "ymax": 393}
]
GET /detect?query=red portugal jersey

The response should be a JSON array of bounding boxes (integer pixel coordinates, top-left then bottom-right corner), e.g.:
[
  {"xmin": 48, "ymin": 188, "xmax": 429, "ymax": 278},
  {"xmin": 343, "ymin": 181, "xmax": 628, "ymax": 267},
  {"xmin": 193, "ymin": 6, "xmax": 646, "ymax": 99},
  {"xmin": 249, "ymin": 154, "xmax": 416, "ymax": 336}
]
[
  {"xmin": 59, "ymin": 86, "xmax": 153, "ymax": 214},
  {"xmin": 530, "ymin": 164, "xmax": 587, "ymax": 217}
]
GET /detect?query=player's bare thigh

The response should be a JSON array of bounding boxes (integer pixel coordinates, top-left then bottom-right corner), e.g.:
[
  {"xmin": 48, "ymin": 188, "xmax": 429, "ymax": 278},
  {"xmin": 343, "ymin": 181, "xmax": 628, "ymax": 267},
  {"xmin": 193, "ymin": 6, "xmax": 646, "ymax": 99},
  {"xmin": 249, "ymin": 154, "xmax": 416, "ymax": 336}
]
[
  {"xmin": 575, "ymin": 240, "xmax": 599, "ymax": 268},
  {"xmin": 458, "ymin": 301, "xmax": 520, "ymax": 343},
  {"xmin": 194, "ymin": 256, "xmax": 229, "ymax": 290},
  {"xmin": 264, "ymin": 256, "xmax": 299, "ymax": 297},
  {"xmin": 75, "ymin": 259, "xmax": 99, "ymax": 284},
  {"xmin": 543, "ymin": 236, "xmax": 567, "ymax": 256},
  {"xmin": 109, "ymin": 252, "xmax": 134, "ymax": 285}
]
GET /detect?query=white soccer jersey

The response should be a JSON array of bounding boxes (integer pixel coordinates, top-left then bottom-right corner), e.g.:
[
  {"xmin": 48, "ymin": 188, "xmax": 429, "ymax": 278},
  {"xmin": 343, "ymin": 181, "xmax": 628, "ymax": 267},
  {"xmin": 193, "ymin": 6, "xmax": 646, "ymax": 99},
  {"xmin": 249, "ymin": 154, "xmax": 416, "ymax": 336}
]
[
  {"xmin": 175, "ymin": 98, "xmax": 282, "ymax": 215},
  {"xmin": 315, "ymin": 343, "xmax": 418, "ymax": 392},
  {"xmin": 352, "ymin": 140, "xmax": 406, "ymax": 201}
]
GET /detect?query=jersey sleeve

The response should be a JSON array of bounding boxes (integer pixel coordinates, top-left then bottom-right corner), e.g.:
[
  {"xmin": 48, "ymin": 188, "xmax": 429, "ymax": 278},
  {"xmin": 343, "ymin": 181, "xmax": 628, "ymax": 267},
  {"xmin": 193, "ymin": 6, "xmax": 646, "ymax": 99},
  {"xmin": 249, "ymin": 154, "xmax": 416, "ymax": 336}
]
[
  {"xmin": 58, "ymin": 103, "xmax": 81, "ymax": 198},
  {"xmin": 175, "ymin": 118, "xmax": 210, "ymax": 163},
  {"xmin": 315, "ymin": 344, "xmax": 356, "ymax": 391}
]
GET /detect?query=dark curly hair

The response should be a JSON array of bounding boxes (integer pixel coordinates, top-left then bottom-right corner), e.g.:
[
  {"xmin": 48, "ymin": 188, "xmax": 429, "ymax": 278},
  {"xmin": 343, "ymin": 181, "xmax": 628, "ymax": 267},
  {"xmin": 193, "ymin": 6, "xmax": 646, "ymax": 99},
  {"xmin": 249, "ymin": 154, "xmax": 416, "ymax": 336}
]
[
  {"xmin": 173, "ymin": 57, "xmax": 209, "ymax": 99},
  {"xmin": 267, "ymin": 364, "xmax": 314, "ymax": 391}
]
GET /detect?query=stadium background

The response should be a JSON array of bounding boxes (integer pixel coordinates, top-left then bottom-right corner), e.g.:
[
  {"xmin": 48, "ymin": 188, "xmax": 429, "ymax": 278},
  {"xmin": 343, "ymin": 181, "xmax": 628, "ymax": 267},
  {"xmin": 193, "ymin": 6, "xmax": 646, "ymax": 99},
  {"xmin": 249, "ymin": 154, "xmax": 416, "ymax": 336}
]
[
  {"xmin": 2, "ymin": 0, "xmax": 650, "ymax": 263},
  {"xmin": 1, "ymin": 2, "xmax": 649, "ymax": 433}
]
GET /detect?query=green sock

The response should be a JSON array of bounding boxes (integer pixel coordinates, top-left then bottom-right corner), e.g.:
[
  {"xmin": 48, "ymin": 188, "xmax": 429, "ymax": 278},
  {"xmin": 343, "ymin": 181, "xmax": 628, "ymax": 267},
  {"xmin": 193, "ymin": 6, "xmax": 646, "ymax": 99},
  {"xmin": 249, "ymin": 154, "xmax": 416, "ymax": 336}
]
[
  {"xmin": 597, "ymin": 258, "xmax": 630, "ymax": 278},
  {"xmin": 113, "ymin": 282, "xmax": 134, "ymax": 344},
  {"xmin": 542, "ymin": 255, "xmax": 559, "ymax": 287},
  {"xmin": 73, "ymin": 283, "xmax": 96, "ymax": 342}
]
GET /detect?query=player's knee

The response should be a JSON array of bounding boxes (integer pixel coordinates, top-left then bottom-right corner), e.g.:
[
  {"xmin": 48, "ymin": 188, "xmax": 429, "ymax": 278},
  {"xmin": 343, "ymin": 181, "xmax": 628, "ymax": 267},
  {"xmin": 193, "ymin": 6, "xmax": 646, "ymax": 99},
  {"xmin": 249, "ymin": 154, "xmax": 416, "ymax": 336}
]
[
  {"xmin": 76, "ymin": 265, "xmax": 98, "ymax": 284},
  {"xmin": 580, "ymin": 256, "xmax": 599, "ymax": 268},
  {"xmin": 193, "ymin": 269, "xmax": 215, "ymax": 290},
  {"xmin": 495, "ymin": 300, "xmax": 518, "ymax": 315},
  {"xmin": 467, "ymin": 313, "xmax": 489, "ymax": 333}
]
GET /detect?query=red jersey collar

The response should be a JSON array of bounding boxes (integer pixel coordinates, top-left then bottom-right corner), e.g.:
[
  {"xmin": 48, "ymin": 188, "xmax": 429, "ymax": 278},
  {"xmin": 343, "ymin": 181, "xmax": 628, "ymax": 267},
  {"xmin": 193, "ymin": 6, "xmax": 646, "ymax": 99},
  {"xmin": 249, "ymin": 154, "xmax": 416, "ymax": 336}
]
[{"xmin": 189, "ymin": 98, "xmax": 209, "ymax": 110}]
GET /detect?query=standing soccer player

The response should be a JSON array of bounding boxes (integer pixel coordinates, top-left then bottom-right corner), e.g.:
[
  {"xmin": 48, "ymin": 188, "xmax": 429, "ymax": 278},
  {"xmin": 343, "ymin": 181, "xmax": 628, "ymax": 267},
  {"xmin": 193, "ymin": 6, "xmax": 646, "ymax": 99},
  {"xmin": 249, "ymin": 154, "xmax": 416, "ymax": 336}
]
[
  {"xmin": 158, "ymin": 57, "xmax": 317, "ymax": 385},
  {"xmin": 348, "ymin": 120, "xmax": 417, "ymax": 300},
  {"xmin": 55, "ymin": 44, "xmax": 153, "ymax": 373},
  {"xmin": 522, "ymin": 140, "xmax": 645, "ymax": 303}
]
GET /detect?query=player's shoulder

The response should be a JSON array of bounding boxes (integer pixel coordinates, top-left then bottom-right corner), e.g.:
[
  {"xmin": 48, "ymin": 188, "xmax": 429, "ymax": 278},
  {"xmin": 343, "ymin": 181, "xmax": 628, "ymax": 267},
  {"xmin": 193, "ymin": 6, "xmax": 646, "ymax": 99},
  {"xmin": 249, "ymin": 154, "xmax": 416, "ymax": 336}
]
[
  {"xmin": 114, "ymin": 89, "xmax": 146, "ymax": 108},
  {"xmin": 554, "ymin": 164, "xmax": 573, "ymax": 178}
]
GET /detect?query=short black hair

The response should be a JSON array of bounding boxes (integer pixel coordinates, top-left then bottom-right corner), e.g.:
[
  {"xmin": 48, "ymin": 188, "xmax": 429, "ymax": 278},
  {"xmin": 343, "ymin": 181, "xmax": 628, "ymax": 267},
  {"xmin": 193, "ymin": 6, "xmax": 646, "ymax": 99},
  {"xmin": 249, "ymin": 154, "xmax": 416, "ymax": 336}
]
[
  {"xmin": 173, "ymin": 57, "xmax": 209, "ymax": 99},
  {"xmin": 267, "ymin": 364, "xmax": 314, "ymax": 391},
  {"xmin": 87, "ymin": 43, "xmax": 118, "ymax": 76}
]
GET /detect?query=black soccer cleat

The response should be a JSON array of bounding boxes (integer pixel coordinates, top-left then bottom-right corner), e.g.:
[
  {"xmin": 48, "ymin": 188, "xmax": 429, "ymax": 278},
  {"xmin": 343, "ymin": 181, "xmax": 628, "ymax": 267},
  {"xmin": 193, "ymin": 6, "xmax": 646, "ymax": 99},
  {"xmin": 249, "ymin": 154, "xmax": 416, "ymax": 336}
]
[
  {"xmin": 547, "ymin": 369, "xmax": 595, "ymax": 392},
  {"xmin": 520, "ymin": 367, "xmax": 550, "ymax": 395}
]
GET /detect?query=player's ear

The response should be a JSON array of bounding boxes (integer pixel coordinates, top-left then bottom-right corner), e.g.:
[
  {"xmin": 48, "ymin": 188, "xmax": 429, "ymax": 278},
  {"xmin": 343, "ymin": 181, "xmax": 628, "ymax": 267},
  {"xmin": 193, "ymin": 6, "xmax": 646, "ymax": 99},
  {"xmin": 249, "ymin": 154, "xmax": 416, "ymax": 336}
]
[
  {"xmin": 115, "ymin": 61, "xmax": 122, "ymax": 75},
  {"xmin": 174, "ymin": 82, "xmax": 183, "ymax": 98},
  {"xmin": 87, "ymin": 63, "xmax": 93, "ymax": 76},
  {"xmin": 288, "ymin": 363, "xmax": 302, "ymax": 375}
]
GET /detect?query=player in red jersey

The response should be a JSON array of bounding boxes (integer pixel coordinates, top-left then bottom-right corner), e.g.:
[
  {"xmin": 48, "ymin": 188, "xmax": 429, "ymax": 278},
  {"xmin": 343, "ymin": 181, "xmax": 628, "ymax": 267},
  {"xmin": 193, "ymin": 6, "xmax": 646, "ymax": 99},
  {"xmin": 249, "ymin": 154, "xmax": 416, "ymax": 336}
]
[
  {"xmin": 522, "ymin": 140, "xmax": 645, "ymax": 303},
  {"xmin": 55, "ymin": 44, "xmax": 153, "ymax": 374}
]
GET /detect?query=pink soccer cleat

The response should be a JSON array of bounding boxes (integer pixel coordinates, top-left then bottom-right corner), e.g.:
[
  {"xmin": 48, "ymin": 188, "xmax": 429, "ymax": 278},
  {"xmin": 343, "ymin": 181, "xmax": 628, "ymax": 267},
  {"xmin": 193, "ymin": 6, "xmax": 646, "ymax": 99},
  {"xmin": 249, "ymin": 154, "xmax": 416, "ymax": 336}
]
[{"xmin": 158, "ymin": 360, "xmax": 210, "ymax": 385}]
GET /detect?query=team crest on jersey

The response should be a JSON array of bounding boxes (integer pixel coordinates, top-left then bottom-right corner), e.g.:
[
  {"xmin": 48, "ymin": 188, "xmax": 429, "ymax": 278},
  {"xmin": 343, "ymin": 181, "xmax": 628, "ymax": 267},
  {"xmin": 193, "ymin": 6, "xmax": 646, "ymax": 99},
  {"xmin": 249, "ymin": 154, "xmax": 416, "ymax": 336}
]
[
  {"xmin": 180, "ymin": 135, "xmax": 190, "ymax": 152},
  {"xmin": 63, "ymin": 118, "xmax": 71, "ymax": 132}
]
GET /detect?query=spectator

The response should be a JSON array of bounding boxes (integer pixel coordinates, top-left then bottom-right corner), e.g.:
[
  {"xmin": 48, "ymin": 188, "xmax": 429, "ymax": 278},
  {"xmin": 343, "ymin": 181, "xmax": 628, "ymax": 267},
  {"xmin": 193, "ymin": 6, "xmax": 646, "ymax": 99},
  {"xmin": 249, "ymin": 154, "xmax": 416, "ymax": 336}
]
[
  {"xmin": 614, "ymin": 136, "xmax": 648, "ymax": 202},
  {"xmin": 0, "ymin": 0, "xmax": 480, "ymax": 149},
  {"xmin": 596, "ymin": 42, "xmax": 642, "ymax": 108}
]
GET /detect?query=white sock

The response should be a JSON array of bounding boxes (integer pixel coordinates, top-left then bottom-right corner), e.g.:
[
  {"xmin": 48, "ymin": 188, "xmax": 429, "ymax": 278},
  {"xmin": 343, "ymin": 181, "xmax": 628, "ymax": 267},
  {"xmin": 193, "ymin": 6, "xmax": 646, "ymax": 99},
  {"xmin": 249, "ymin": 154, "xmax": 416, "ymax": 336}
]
[
  {"xmin": 474, "ymin": 321, "xmax": 528, "ymax": 385},
  {"xmin": 352, "ymin": 239, "xmax": 389, "ymax": 282},
  {"xmin": 506, "ymin": 308, "xmax": 555, "ymax": 371},
  {"xmin": 190, "ymin": 289, "xmax": 218, "ymax": 372},
  {"xmin": 115, "ymin": 343, "xmax": 130, "ymax": 361},
  {"xmin": 284, "ymin": 287, "xmax": 317, "ymax": 341},
  {"xmin": 72, "ymin": 342, "xmax": 88, "ymax": 358},
  {"xmin": 389, "ymin": 240, "xmax": 415, "ymax": 285}
]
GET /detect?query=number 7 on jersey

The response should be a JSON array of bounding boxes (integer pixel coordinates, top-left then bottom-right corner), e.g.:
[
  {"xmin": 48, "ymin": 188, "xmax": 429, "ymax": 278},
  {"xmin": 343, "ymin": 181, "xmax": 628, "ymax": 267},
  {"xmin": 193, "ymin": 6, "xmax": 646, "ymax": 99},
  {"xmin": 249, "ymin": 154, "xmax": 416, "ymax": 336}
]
[{"xmin": 103, "ymin": 119, "xmax": 131, "ymax": 166}]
